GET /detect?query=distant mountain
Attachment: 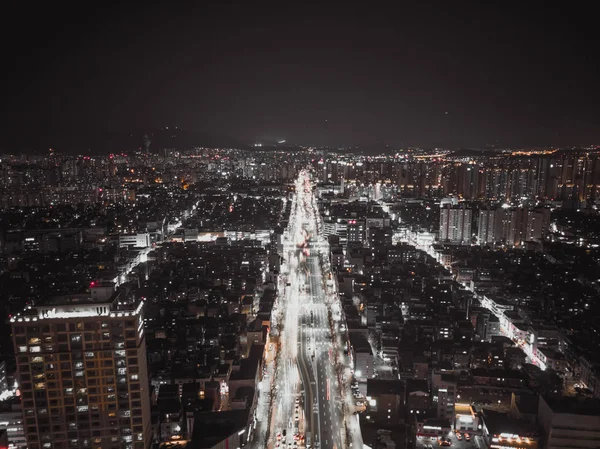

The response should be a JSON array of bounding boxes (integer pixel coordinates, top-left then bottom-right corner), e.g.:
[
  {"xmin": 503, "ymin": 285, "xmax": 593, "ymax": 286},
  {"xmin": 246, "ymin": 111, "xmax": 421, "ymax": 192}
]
[
  {"xmin": 144, "ymin": 128, "xmax": 248, "ymax": 153},
  {"xmin": 449, "ymin": 148, "xmax": 506, "ymax": 157},
  {"xmin": 1, "ymin": 127, "xmax": 248, "ymax": 155}
]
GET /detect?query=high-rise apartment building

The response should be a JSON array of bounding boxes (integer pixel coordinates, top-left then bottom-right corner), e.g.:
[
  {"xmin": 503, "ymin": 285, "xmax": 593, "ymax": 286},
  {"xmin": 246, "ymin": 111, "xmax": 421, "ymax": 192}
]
[
  {"xmin": 477, "ymin": 207, "xmax": 550, "ymax": 247},
  {"xmin": 347, "ymin": 219, "xmax": 365, "ymax": 244},
  {"xmin": 477, "ymin": 209, "xmax": 496, "ymax": 246},
  {"xmin": 10, "ymin": 289, "xmax": 151, "ymax": 449},
  {"xmin": 439, "ymin": 205, "xmax": 472, "ymax": 245}
]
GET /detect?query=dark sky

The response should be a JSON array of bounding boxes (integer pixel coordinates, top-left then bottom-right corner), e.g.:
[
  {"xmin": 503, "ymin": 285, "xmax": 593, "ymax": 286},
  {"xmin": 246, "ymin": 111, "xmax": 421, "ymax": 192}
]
[{"xmin": 1, "ymin": 2, "xmax": 599, "ymax": 151}]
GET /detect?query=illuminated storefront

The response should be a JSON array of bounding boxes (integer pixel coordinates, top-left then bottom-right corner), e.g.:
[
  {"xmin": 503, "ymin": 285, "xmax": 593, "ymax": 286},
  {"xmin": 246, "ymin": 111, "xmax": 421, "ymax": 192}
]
[
  {"xmin": 479, "ymin": 408, "xmax": 539, "ymax": 449},
  {"xmin": 454, "ymin": 403, "xmax": 481, "ymax": 434},
  {"xmin": 489, "ymin": 433, "xmax": 538, "ymax": 449},
  {"xmin": 415, "ymin": 419, "xmax": 452, "ymax": 439}
]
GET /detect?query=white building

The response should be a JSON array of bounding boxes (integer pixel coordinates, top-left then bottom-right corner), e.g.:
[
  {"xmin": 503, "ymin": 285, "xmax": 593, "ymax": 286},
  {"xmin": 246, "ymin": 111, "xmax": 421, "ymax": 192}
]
[
  {"xmin": 439, "ymin": 206, "xmax": 472, "ymax": 245},
  {"xmin": 119, "ymin": 233, "xmax": 151, "ymax": 248},
  {"xmin": 431, "ymin": 370, "xmax": 457, "ymax": 421},
  {"xmin": 538, "ymin": 395, "xmax": 600, "ymax": 449},
  {"xmin": 0, "ymin": 402, "xmax": 27, "ymax": 448},
  {"xmin": 350, "ymin": 334, "xmax": 373, "ymax": 380},
  {"xmin": 477, "ymin": 209, "xmax": 496, "ymax": 245}
]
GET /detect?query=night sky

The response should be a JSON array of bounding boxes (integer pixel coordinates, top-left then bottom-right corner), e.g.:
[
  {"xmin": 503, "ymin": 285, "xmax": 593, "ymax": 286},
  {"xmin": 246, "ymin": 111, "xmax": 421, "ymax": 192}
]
[{"xmin": 1, "ymin": 2, "xmax": 599, "ymax": 151}]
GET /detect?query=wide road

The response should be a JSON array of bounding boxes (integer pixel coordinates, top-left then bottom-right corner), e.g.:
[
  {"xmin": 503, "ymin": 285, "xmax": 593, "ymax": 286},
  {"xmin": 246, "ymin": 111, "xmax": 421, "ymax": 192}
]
[
  {"xmin": 264, "ymin": 170, "xmax": 349, "ymax": 449},
  {"xmin": 304, "ymin": 251, "xmax": 344, "ymax": 449}
]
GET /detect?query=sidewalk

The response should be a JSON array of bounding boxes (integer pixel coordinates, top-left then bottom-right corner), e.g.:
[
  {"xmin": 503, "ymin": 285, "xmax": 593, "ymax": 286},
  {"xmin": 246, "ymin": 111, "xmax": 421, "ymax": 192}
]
[
  {"xmin": 251, "ymin": 354, "xmax": 276, "ymax": 448},
  {"xmin": 319, "ymin": 247, "xmax": 364, "ymax": 449}
]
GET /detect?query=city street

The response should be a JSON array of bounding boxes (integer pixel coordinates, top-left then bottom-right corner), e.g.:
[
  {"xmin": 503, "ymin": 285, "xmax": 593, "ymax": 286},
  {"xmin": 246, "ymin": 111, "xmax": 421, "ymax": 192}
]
[
  {"xmin": 415, "ymin": 433, "xmax": 483, "ymax": 449},
  {"xmin": 258, "ymin": 171, "xmax": 360, "ymax": 449}
]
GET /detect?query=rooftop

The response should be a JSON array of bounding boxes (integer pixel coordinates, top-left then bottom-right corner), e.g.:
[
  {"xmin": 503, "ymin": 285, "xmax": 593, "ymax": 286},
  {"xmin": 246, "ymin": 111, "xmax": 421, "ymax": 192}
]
[
  {"xmin": 349, "ymin": 333, "xmax": 373, "ymax": 354},
  {"xmin": 482, "ymin": 409, "xmax": 537, "ymax": 437},
  {"xmin": 190, "ymin": 409, "xmax": 249, "ymax": 449},
  {"xmin": 542, "ymin": 395, "xmax": 600, "ymax": 416},
  {"xmin": 10, "ymin": 290, "xmax": 144, "ymax": 322},
  {"xmin": 367, "ymin": 379, "xmax": 405, "ymax": 396}
]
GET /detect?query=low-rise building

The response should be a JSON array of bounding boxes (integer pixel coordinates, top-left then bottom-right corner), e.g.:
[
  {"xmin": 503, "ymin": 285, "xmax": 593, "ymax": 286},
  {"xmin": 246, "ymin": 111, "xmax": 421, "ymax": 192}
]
[
  {"xmin": 538, "ymin": 395, "xmax": 600, "ymax": 449},
  {"xmin": 350, "ymin": 333, "xmax": 373, "ymax": 380}
]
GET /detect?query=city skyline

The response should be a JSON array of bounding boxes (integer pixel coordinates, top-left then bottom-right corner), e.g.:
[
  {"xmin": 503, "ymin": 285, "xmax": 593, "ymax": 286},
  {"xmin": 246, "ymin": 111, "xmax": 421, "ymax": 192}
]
[
  {"xmin": 2, "ymin": 3, "xmax": 600, "ymax": 152},
  {"xmin": 2, "ymin": 145, "xmax": 600, "ymax": 449},
  {"xmin": 2, "ymin": 3, "xmax": 600, "ymax": 449}
]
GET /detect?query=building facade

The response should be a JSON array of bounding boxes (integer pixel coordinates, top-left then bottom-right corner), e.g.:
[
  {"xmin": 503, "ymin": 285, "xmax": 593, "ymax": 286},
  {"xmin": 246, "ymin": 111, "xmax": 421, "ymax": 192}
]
[
  {"xmin": 10, "ymin": 293, "xmax": 151, "ymax": 449},
  {"xmin": 439, "ymin": 206, "xmax": 472, "ymax": 245}
]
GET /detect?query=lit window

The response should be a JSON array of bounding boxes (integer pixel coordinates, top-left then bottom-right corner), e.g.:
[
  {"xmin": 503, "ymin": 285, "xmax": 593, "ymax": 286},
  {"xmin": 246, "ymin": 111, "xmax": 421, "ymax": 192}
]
[{"xmin": 30, "ymin": 346, "xmax": 41, "ymax": 353}]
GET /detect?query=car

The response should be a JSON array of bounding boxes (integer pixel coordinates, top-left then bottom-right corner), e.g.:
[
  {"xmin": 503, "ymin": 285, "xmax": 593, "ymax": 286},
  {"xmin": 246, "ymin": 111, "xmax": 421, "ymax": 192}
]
[
  {"xmin": 456, "ymin": 433, "xmax": 462, "ymax": 440},
  {"xmin": 440, "ymin": 440, "xmax": 451, "ymax": 447},
  {"xmin": 277, "ymin": 432, "xmax": 282, "ymax": 441},
  {"xmin": 464, "ymin": 433, "xmax": 471, "ymax": 441},
  {"xmin": 283, "ymin": 430, "xmax": 287, "ymax": 437}
]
